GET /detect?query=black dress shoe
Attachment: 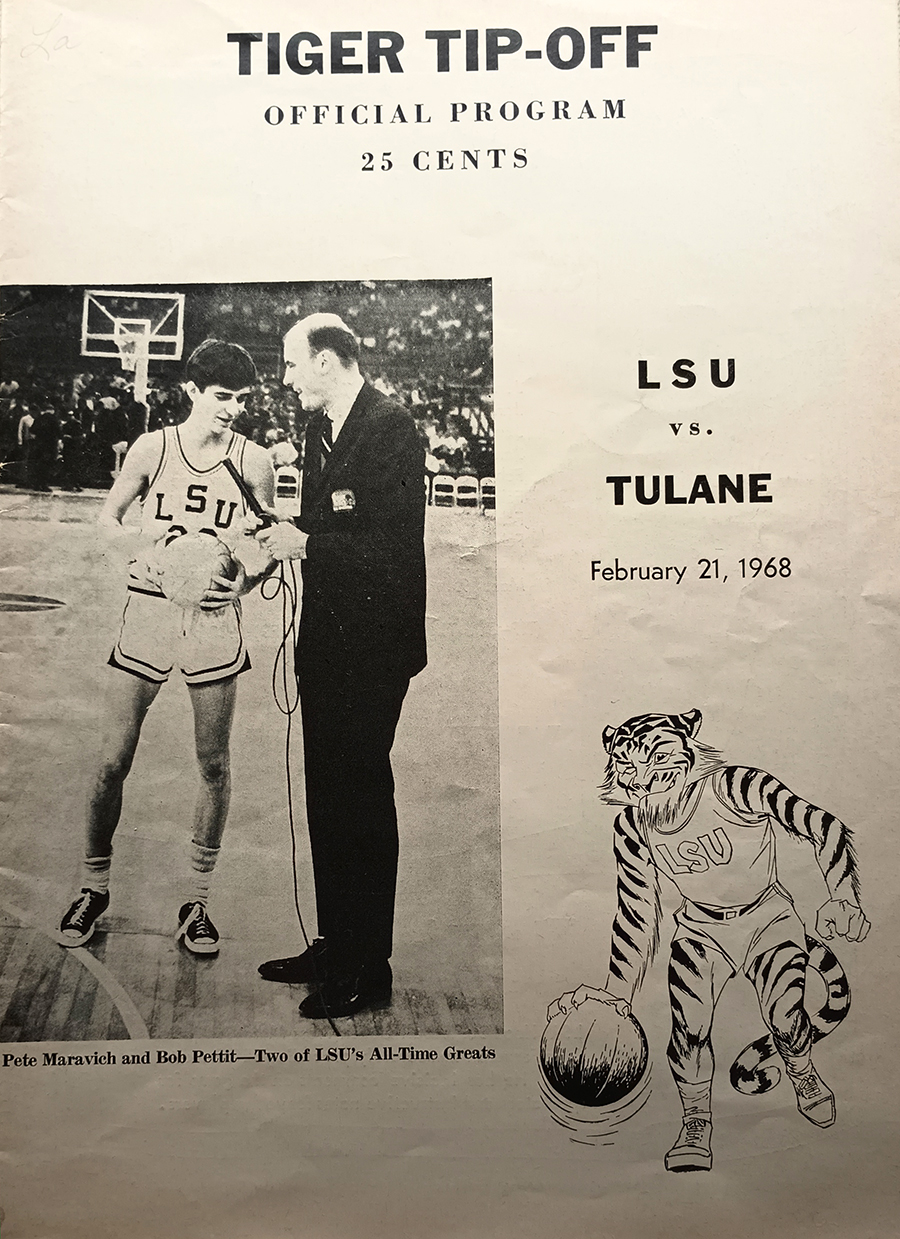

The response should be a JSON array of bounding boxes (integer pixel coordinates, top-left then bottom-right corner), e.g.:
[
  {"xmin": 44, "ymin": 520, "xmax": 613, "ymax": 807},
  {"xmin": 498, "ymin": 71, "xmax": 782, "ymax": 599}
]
[
  {"xmin": 298, "ymin": 962, "xmax": 392, "ymax": 1019},
  {"xmin": 258, "ymin": 938, "xmax": 327, "ymax": 983}
]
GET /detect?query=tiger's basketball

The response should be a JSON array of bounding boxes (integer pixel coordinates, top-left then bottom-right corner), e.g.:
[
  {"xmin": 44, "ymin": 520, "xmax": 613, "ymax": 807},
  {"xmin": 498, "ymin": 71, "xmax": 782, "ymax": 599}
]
[
  {"xmin": 159, "ymin": 533, "xmax": 238, "ymax": 609},
  {"xmin": 540, "ymin": 999, "xmax": 648, "ymax": 1107}
]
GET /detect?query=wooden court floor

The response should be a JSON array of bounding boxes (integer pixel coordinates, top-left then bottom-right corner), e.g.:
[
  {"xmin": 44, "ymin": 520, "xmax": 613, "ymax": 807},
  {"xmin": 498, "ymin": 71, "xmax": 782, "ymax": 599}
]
[
  {"xmin": 1, "ymin": 491, "xmax": 502, "ymax": 1044},
  {"xmin": 0, "ymin": 914, "xmax": 501, "ymax": 1042}
]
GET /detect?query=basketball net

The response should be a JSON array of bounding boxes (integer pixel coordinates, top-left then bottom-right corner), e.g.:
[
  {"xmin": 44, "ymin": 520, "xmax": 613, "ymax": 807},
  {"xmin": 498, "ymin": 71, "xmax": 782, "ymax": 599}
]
[
  {"xmin": 113, "ymin": 322, "xmax": 151, "ymax": 429},
  {"xmin": 113, "ymin": 323, "xmax": 148, "ymax": 372}
]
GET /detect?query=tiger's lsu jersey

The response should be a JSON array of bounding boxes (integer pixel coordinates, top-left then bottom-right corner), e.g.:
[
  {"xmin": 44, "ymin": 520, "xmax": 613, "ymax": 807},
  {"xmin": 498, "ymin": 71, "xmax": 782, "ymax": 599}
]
[
  {"xmin": 606, "ymin": 761, "xmax": 859, "ymax": 998},
  {"xmin": 130, "ymin": 426, "xmax": 249, "ymax": 595},
  {"xmin": 647, "ymin": 773, "xmax": 777, "ymax": 908}
]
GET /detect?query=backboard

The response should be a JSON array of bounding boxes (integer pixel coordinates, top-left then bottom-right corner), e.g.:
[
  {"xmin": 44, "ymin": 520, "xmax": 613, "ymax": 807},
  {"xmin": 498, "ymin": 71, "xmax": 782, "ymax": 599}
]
[{"xmin": 80, "ymin": 290, "xmax": 185, "ymax": 360}]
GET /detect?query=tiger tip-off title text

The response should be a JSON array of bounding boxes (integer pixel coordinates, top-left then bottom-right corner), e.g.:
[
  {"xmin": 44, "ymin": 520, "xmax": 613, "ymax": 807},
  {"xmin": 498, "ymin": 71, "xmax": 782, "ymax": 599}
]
[{"xmin": 226, "ymin": 26, "xmax": 658, "ymax": 76}]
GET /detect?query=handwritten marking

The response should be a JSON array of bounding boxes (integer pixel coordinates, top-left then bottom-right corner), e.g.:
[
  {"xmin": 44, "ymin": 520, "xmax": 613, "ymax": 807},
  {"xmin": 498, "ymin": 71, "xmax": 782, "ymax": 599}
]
[{"xmin": 21, "ymin": 13, "xmax": 78, "ymax": 60}]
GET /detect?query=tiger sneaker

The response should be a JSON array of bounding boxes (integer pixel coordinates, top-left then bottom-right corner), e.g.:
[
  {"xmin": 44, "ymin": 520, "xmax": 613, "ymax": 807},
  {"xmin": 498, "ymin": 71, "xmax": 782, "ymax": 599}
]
[
  {"xmin": 176, "ymin": 901, "xmax": 220, "ymax": 955},
  {"xmin": 787, "ymin": 1066, "xmax": 835, "ymax": 1127},
  {"xmin": 664, "ymin": 1110, "xmax": 713, "ymax": 1172},
  {"xmin": 58, "ymin": 888, "xmax": 110, "ymax": 947}
]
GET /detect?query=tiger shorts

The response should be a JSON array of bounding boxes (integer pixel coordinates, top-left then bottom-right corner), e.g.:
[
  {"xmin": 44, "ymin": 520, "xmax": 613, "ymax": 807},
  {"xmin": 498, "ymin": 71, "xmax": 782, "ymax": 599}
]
[
  {"xmin": 672, "ymin": 886, "xmax": 808, "ymax": 975},
  {"xmin": 109, "ymin": 589, "xmax": 250, "ymax": 686}
]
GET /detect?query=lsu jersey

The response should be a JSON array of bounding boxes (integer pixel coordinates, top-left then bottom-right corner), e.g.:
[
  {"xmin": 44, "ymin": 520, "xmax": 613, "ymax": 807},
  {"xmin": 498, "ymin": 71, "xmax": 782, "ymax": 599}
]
[
  {"xmin": 647, "ymin": 772, "xmax": 778, "ymax": 908},
  {"xmin": 131, "ymin": 426, "xmax": 250, "ymax": 596}
]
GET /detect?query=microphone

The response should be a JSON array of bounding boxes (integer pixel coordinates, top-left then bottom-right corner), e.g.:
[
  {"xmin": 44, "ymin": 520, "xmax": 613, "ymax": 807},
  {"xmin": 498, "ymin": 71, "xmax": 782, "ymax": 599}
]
[{"xmin": 222, "ymin": 457, "xmax": 276, "ymax": 527}]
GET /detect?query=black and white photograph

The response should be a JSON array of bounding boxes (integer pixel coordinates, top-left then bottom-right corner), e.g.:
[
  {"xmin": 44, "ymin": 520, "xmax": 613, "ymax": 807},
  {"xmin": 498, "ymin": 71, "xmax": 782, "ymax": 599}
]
[{"xmin": 0, "ymin": 279, "xmax": 501, "ymax": 1040}]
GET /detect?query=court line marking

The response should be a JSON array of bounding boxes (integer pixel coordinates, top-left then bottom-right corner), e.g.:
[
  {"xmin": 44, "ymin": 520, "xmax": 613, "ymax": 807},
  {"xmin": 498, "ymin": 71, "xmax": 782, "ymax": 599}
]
[
  {"xmin": 0, "ymin": 887, "xmax": 149, "ymax": 1041},
  {"xmin": 0, "ymin": 592, "xmax": 66, "ymax": 604}
]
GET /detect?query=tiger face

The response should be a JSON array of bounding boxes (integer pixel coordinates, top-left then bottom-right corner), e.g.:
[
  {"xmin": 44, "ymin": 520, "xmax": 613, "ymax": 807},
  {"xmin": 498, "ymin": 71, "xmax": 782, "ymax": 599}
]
[{"xmin": 602, "ymin": 711, "xmax": 702, "ymax": 807}]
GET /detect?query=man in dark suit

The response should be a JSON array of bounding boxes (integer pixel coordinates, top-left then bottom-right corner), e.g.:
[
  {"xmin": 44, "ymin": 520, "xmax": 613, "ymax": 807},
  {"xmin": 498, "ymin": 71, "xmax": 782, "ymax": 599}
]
[{"xmin": 257, "ymin": 314, "xmax": 426, "ymax": 1018}]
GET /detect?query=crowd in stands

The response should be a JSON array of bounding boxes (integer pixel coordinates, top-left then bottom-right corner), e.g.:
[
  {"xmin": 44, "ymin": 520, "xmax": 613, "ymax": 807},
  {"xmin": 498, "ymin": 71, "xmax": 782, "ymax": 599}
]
[
  {"xmin": 1, "ymin": 372, "xmax": 146, "ymax": 492},
  {"xmin": 0, "ymin": 366, "xmax": 492, "ymax": 492}
]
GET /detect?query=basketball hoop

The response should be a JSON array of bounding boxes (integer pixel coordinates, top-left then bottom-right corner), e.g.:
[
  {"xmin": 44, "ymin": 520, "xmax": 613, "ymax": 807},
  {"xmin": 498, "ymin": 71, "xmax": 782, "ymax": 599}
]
[
  {"xmin": 113, "ymin": 320, "xmax": 150, "ymax": 372},
  {"xmin": 81, "ymin": 290, "xmax": 185, "ymax": 437},
  {"xmin": 111, "ymin": 320, "xmax": 152, "ymax": 430},
  {"xmin": 115, "ymin": 332, "xmax": 140, "ymax": 372}
]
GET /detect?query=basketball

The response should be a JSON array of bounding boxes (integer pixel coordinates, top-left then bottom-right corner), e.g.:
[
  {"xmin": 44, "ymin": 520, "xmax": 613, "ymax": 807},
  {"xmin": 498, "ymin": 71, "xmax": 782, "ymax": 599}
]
[
  {"xmin": 158, "ymin": 533, "xmax": 237, "ymax": 609},
  {"xmin": 540, "ymin": 999, "xmax": 648, "ymax": 1107}
]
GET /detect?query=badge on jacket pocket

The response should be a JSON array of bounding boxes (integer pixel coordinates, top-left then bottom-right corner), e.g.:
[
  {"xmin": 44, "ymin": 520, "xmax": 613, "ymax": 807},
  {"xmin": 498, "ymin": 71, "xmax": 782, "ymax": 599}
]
[{"xmin": 331, "ymin": 488, "xmax": 356, "ymax": 512}]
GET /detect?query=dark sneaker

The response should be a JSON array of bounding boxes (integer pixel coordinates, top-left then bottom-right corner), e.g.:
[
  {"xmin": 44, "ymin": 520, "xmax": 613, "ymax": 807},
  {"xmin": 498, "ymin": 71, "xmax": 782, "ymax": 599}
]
[
  {"xmin": 176, "ymin": 902, "xmax": 219, "ymax": 955},
  {"xmin": 788, "ymin": 1067, "xmax": 835, "ymax": 1127},
  {"xmin": 258, "ymin": 939, "xmax": 327, "ymax": 983},
  {"xmin": 58, "ymin": 888, "xmax": 110, "ymax": 947},
  {"xmin": 665, "ymin": 1111, "xmax": 713, "ymax": 1172}
]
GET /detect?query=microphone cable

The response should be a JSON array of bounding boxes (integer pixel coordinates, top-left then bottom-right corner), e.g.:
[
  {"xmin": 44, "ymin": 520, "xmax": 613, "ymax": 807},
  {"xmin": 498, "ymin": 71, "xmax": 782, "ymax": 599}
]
[
  {"xmin": 221, "ymin": 457, "xmax": 340, "ymax": 1037},
  {"xmin": 261, "ymin": 559, "xmax": 340, "ymax": 1037}
]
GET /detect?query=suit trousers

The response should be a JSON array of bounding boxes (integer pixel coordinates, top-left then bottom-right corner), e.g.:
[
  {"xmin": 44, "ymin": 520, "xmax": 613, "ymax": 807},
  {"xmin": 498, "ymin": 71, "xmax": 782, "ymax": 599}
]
[{"xmin": 298, "ymin": 663, "xmax": 409, "ymax": 979}]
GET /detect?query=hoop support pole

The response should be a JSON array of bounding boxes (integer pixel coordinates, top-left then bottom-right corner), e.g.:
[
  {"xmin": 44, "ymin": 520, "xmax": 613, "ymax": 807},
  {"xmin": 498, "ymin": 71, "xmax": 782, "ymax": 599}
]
[{"xmin": 134, "ymin": 354, "xmax": 150, "ymax": 429}]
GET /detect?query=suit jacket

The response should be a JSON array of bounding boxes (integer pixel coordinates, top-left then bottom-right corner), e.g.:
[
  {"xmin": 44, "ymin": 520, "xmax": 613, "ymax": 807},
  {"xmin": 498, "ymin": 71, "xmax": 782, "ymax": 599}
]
[{"xmin": 295, "ymin": 382, "xmax": 427, "ymax": 686}]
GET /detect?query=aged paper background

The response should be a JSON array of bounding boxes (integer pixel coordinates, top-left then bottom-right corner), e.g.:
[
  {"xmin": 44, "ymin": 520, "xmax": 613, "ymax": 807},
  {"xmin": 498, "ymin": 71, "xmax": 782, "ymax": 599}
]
[{"xmin": 1, "ymin": 1, "xmax": 899, "ymax": 1236}]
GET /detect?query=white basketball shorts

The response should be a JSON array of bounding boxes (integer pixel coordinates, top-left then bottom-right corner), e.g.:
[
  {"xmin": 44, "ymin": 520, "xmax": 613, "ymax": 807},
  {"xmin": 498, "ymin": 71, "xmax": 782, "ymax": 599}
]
[{"xmin": 109, "ymin": 588, "xmax": 250, "ymax": 686}]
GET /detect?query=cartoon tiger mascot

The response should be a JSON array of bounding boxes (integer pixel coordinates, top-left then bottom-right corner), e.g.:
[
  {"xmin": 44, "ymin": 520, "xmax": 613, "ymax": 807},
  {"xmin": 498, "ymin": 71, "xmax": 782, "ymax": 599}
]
[{"xmin": 550, "ymin": 710, "xmax": 870, "ymax": 1172}]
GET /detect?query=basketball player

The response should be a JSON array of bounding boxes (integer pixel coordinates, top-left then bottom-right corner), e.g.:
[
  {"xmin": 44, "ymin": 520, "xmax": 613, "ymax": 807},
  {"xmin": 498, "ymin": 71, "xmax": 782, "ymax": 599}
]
[{"xmin": 58, "ymin": 340, "xmax": 274, "ymax": 954}]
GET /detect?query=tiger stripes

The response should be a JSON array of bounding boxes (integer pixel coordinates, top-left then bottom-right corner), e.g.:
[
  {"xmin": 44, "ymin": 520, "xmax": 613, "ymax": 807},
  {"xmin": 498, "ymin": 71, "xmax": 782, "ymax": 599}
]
[
  {"xmin": 665, "ymin": 937, "xmax": 731, "ymax": 1086},
  {"xmin": 666, "ymin": 935, "xmax": 812, "ymax": 1088},
  {"xmin": 605, "ymin": 766, "xmax": 861, "ymax": 1001},
  {"xmin": 604, "ymin": 709, "xmax": 700, "ymax": 751},
  {"xmin": 730, "ymin": 936, "xmax": 851, "ymax": 1094},
  {"xmin": 717, "ymin": 767, "xmax": 860, "ymax": 903},
  {"xmin": 607, "ymin": 806, "xmax": 662, "ymax": 995}
]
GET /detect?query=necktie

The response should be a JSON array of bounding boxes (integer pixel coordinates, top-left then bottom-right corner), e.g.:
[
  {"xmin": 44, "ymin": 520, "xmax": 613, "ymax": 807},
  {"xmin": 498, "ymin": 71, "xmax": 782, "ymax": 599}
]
[{"xmin": 319, "ymin": 413, "xmax": 333, "ymax": 472}]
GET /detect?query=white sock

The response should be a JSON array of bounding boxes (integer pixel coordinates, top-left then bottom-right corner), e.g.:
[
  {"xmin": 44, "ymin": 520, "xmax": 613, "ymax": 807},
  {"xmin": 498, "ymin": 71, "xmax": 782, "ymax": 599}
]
[
  {"xmin": 676, "ymin": 1079, "xmax": 712, "ymax": 1117},
  {"xmin": 782, "ymin": 1049, "xmax": 812, "ymax": 1077},
  {"xmin": 81, "ymin": 855, "xmax": 111, "ymax": 895},
  {"xmin": 187, "ymin": 841, "xmax": 220, "ymax": 907}
]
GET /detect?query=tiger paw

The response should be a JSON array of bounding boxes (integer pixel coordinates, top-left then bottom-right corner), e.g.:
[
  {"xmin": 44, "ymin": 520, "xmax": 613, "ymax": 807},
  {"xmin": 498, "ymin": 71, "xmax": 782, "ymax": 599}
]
[
  {"xmin": 664, "ymin": 1111, "xmax": 713, "ymax": 1172},
  {"xmin": 788, "ymin": 1067, "xmax": 835, "ymax": 1127}
]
